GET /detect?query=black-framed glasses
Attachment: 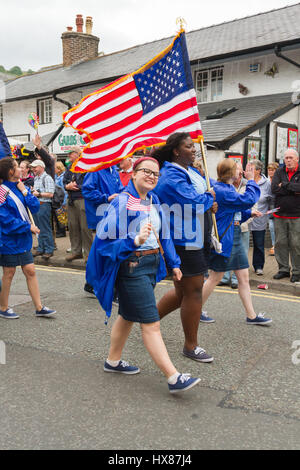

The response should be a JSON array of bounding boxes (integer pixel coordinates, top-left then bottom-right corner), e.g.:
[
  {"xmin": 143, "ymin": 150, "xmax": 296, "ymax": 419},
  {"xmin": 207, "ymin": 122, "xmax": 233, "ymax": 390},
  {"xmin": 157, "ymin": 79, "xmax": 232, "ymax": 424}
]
[{"xmin": 135, "ymin": 168, "xmax": 160, "ymax": 179}]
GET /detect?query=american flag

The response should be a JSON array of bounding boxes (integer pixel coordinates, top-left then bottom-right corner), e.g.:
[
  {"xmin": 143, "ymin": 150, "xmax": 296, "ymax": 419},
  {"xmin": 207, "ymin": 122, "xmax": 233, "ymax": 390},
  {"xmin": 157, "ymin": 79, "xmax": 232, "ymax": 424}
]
[
  {"xmin": 0, "ymin": 185, "xmax": 8, "ymax": 205},
  {"xmin": 63, "ymin": 30, "xmax": 202, "ymax": 173},
  {"xmin": 126, "ymin": 194, "xmax": 151, "ymax": 212}
]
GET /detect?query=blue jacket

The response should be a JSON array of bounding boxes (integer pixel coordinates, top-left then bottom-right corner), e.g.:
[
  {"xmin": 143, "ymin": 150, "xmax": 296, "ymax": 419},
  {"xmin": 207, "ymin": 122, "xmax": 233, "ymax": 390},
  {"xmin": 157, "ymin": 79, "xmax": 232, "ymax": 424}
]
[
  {"xmin": 214, "ymin": 180, "xmax": 260, "ymax": 257},
  {"xmin": 0, "ymin": 181, "xmax": 40, "ymax": 254},
  {"xmin": 153, "ymin": 162, "xmax": 214, "ymax": 248},
  {"xmin": 86, "ymin": 180, "xmax": 181, "ymax": 321},
  {"xmin": 82, "ymin": 167, "xmax": 123, "ymax": 229}
]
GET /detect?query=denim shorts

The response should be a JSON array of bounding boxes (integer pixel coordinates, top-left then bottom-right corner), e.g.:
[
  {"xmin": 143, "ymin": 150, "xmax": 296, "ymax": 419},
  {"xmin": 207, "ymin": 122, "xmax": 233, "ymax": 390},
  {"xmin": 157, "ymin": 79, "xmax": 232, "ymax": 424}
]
[
  {"xmin": 116, "ymin": 253, "xmax": 160, "ymax": 324},
  {"xmin": 0, "ymin": 251, "xmax": 34, "ymax": 267},
  {"xmin": 209, "ymin": 225, "xmax": 249, "ymax": 272}
]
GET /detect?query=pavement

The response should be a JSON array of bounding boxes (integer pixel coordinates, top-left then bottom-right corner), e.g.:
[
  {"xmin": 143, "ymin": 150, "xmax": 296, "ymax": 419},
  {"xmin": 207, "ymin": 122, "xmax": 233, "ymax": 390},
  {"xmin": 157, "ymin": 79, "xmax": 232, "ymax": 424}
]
[{"xmin": 33, "ymin": 231, "xmax": 300, "ymax": 297}]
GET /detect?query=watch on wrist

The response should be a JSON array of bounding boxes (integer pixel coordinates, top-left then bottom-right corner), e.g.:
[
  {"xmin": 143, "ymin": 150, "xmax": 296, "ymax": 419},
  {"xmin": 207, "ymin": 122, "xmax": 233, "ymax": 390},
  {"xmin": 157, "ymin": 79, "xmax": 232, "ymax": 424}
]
[
  {"xmin": 22, "ymin": 189, "xmax": 28, "ymax": 196},
  {"xmin": 37, "ymin": 189, "xmax": 41, "ymax": 197}
]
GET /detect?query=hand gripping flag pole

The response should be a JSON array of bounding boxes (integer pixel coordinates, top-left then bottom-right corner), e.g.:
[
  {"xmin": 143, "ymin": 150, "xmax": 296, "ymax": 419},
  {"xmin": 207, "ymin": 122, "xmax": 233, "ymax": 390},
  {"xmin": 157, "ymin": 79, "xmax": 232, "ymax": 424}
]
[{"xmin": 198, "ymin": 138, "xmax": 220, "ymax": 242}]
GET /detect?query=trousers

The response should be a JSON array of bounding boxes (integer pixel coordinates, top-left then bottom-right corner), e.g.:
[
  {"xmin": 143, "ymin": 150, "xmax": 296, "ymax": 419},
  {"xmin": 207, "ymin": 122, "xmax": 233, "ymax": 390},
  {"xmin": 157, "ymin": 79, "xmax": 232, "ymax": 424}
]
[
  {"xmin": 274, "ymin": 217, "xmax": 300, "ymax": 276},
  {"xmin": 67, "ymin": 198, "xmax": 93, "ymax": 258}
]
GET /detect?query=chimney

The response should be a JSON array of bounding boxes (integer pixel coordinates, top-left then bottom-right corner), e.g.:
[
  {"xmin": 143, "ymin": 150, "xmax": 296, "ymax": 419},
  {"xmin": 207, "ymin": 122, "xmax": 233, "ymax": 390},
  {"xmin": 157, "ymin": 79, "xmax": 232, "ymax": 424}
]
[{"xmin": 61, "ymin": 15, "xmax": 99, "ymax": 67}]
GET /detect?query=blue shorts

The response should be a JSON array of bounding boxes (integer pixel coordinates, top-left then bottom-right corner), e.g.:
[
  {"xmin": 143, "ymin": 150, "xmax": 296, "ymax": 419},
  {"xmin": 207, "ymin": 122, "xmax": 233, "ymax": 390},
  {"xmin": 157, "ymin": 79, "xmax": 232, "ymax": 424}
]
[
  {"xmin": 0, "ymin": 251, "xmax": 34, "ymax": 267},
  {"xmin": 116, "ymin": 253, "xmax": 160, "ymax": 324}
]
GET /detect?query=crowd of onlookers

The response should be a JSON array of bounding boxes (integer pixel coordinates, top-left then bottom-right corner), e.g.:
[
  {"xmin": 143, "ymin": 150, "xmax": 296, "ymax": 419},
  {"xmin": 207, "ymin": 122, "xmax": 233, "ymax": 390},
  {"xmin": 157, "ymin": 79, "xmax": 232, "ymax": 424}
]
[{"xmin": 16, "ymin": 141, "xmax": 300, "ymax": 285}]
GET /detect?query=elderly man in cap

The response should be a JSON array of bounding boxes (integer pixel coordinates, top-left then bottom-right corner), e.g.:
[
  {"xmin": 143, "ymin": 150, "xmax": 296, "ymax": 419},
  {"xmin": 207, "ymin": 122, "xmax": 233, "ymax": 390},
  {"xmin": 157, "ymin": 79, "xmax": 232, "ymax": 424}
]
[
  {"xmin": 31, "ymin": 159, "xmax": 55, "ymax": 260},
  {"xmin": 63, "ymin": 146, "xmax": 93, "ymax": 263},
  {"xmin": 271, "ymin": 148, "xmax": 300, "ymax": 283}
]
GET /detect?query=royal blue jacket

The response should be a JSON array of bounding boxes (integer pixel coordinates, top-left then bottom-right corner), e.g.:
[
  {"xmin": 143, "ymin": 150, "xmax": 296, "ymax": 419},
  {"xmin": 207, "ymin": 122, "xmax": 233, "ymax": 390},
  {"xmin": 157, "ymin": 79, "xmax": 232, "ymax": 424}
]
[
  {"xmin": 153, "ymin": 162, "xmax": 214, "ymax": 248},
  {"xmin": 82, "ymin": 167, "xmax": 123, "ymax": 229},
  {"xmin": 213, "ymin": 180, "xmax": 260, "ymax": 257},
  {"xmin": 86, "ymin": 180, "xmax": 181, "ymax": 321},
  {"xmin": 0, "ymin": 181, "xmax": 40, "ymax": 254}
]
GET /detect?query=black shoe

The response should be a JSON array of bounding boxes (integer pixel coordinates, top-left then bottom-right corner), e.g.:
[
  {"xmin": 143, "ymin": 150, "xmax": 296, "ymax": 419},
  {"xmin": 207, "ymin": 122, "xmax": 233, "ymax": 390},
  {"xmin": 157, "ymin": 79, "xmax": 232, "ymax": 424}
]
[
  {"xmin": 290, "ymin": 275, "xmax": 300, "ymax": 283},
  {"xmin": 84, "ymin": 283, "xmax": 95, "ymax": 296},
  {"xmin": 218, "ymin": 281, "xmax": 230, "ymax": 286},
  {"xmin": 273, "ymin": 272, "xmax": 290, "ymax": 280}
]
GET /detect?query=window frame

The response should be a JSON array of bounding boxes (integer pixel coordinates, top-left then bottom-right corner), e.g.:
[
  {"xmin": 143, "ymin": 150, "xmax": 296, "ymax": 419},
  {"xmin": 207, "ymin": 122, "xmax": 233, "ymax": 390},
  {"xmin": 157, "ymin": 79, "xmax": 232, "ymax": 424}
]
[
  {"xmin": 194, "ymin": 66, "xmax": 224, "ymax": 103},
  {"xmin": 37, "ymin": 97, "xmax": 53, "ymax": 124}
]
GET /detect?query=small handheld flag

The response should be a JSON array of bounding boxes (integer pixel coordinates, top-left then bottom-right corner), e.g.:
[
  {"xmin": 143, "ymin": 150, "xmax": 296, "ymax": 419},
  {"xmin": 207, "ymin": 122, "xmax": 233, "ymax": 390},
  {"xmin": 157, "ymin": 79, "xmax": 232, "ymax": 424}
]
[{"xmin": 126, "ymin": 194, "xmax": 151, "ymax": 212}]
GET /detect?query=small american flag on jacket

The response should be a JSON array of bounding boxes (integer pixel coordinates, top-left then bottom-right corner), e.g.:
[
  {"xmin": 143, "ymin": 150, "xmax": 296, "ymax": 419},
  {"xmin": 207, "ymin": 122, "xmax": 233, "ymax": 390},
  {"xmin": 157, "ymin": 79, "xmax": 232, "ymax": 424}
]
[{"xmin": 0, "ymin": 185, "xmax": 9, "ymax": 205}]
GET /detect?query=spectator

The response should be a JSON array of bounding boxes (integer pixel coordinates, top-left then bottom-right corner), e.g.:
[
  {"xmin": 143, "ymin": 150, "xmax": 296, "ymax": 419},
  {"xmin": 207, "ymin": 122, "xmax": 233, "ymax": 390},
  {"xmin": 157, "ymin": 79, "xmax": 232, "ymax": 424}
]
[
  {"xmin": 82, "ymin": 165, "xmax": 123, "ymax": 230},
  {"xmin": 31, "ymin": 160, "xmax": 55, "ymax": 260},
  {"xmin": 20, "ymin": 160, "xmax": 34, "ymax": 188},
  {"xmin": 118, "ymin": 157, "xmax": 133, "ymax": 186},
  {"xmin": 267, "ymin": 162, "xmax": 279, "ymax": 255},
  {"xmin": 33, "ymin": 135, "xmax": 55, "ymax": 180},
  {"xmin": 271, "ymin": 148, "xmax": 300, "ymax": 283},
  {"xmin": 63, "ymin": 146, "xmax": 93, "ymax": 262},
  {"xmin": 54, "ymin": 161, "xmax": 68, "ymax": 238},
  {"xmin": 248, "ymin": 160, "xmax": 272, "ymax": 276}
]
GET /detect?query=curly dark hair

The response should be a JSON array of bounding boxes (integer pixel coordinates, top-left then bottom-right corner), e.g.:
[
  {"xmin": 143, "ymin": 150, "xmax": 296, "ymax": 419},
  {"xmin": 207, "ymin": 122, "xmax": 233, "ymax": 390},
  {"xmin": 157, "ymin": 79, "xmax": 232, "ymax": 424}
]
[
  {"xmin": 0, "ymin": 157, "xmax": 17, "ymax": 181},
  {"xmin": 152, "ymin": 132, "xmax": 191, "ymax": 169}
]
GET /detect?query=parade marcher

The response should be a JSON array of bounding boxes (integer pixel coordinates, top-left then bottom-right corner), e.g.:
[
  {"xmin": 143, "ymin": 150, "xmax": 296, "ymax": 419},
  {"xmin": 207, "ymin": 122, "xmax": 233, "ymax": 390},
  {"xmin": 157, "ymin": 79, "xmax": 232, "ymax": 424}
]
[
  {"xmin": 218, "ymin": 162, "xmax": 249, "ymax": 288},
  {"xmin": 271, "ymin": 148, "xmax": 300, "ymax": 282},
  {"xmin": 118, "ymin": 157, "xmax": 133, "ymax": 186},
  {"xmin": 152, "ymin": 132, "xmax": 216, "ymax": 362},
  {"xmin": 31, "ymin": 160, "xmax": 55, "ymax": 260},
  {"xmin": 20, "ymin": 160, "xmax": 34, "ymax": 188},
  {"xmin": 248, "ymin": 160, "xmax": 273, "ymax": 276},
  {"xmin": 82, "ymin": 165, "xmax": 123, "ymax": 230},
  {"xmin": 267, "ymin": 162, "xmax": 279, "ymax": 255},
  {"xmin": 0, "ymin": 157, "xmax": 56, "ymax": 319},
  {"xmin": 86, "ymin": 156, "xmax": 201, "ymax": 393},
  {"xmin": 63, "ymin": 146, "xmax": 93, "ymax": 262},
  {"xmin": 201, "ymin": 159, "xmax": 272, "ymax": 325}
]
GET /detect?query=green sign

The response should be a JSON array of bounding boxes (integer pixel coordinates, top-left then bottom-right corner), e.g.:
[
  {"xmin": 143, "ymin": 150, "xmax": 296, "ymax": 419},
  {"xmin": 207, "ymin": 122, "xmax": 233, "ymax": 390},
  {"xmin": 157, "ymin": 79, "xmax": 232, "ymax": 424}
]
[{"xmin": 58, "ymin": 133, "xmax": 85, "ymax": 147}]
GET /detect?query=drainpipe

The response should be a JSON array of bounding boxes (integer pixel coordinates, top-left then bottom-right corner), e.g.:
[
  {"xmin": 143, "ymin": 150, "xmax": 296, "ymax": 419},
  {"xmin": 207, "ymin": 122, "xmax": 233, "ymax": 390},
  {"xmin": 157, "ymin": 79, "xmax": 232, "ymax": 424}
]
[
  {"xmin": 46, "ymin": 91, "xmax": 73, "ymax": 147},
  {"xmin": 274, "ymin": 46, "xmax": 300, "ymax": 69}
]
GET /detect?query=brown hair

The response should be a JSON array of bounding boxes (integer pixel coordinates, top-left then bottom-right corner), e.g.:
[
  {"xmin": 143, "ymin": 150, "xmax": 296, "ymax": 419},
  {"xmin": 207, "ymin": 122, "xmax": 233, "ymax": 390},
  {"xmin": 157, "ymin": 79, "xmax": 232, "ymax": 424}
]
[
  {"xmin": 217, "ymin": 159, "xmax": 237, "ymax": 183},
  {"xmin": 267, "ymin": 162, "xmax": 279, "ymax": 171},
  {"xmin": 0, "ymin": 157, "xmax": 17, "ymax": 181}
]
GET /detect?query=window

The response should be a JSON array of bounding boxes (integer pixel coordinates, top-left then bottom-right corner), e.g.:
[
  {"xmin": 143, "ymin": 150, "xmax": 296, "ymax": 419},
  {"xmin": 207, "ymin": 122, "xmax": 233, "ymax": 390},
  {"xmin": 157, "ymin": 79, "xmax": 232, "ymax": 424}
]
[
  {"xmin": 37, "ymin": 98, "xmax": 52, "ymax": 124},
  {"xmin": 0, "ymin": 104, "xmax": 3, "ymax": 122},
  {"xmin": 195, "ymin": 66, "xmax": 223, "ymax": 102}
]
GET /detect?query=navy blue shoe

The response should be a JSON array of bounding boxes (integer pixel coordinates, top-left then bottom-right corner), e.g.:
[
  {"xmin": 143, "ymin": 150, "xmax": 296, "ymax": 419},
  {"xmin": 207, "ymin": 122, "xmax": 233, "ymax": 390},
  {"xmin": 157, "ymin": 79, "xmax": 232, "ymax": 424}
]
[
  {"xmin": 36, "ymin": 306, "xmax": 56, "ymax": 317},
  {"xmin": 168, "ymin": 374, "xmax": 201, "ymax": 394},
  {"xmin": 0, "ymin": 308, "xmax": 19, "ymax": 319},
  {"xmin": 104, "ymin": 360, "xmax": 140, "ymax": 374},
  {"xmin": 200, "ymin": 311, "xmax": 215, "ymax": 323},
  {"xmin": 246, "ymin": 313, "xmax": 272, "ymax": 326}
]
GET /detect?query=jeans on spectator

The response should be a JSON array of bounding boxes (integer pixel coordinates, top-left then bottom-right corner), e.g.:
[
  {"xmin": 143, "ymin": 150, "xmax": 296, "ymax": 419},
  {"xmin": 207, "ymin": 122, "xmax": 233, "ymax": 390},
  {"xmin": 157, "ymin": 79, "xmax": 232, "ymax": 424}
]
[
  {"xmin": 252, "ymin": 230, "xmax": 266, "ymax": 271},
  {"xmin": 33, "ymin": 202, "xmax": 55, "ymax": 254}
]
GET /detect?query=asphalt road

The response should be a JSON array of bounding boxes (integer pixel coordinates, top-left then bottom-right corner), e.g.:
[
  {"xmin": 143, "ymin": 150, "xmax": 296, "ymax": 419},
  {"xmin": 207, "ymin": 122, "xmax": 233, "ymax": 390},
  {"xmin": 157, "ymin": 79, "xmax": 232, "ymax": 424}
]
[{"xmin": 1, "ymin": 265, "xmax": 300, "ymax": 450}]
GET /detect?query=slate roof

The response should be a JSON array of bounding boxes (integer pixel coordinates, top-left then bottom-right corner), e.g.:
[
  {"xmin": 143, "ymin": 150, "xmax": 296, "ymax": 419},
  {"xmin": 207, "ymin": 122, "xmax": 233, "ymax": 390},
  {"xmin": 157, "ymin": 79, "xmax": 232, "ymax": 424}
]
[
  {"xmin": 4, "ymin": 3, "xmax": 300, "ymax": 102},
  {"xmin": 198, "ymin": 92, "xmax": 294, "ymax": 147}
]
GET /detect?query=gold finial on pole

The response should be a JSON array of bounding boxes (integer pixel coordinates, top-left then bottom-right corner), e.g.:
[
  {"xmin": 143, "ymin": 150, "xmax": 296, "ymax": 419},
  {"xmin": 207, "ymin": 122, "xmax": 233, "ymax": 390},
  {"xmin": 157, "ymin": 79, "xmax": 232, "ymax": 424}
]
[{"xmin": 176, "ymin": 17, "xmax": 187, "ymax": 32}]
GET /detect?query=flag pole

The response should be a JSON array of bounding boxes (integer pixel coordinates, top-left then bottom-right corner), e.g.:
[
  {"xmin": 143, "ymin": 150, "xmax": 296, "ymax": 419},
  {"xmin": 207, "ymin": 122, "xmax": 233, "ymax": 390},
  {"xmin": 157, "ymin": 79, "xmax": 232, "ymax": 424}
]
[{"xmin": 198, "ymin": 138, "xmax": 219, "ymax": 242}]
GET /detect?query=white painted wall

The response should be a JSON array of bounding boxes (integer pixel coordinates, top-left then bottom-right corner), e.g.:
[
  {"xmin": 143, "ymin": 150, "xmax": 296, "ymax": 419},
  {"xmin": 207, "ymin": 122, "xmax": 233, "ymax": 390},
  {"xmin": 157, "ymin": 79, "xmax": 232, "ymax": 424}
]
[{"xmin": 192, "ymin": 49, "xmax": 300, "ymax": 103}]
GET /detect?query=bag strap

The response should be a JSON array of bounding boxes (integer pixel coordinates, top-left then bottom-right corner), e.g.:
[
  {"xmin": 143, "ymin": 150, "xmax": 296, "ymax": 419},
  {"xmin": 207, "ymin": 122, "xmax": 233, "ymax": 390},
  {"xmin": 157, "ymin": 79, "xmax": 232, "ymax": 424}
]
[{"xmin": 219, "ymin": 215, "xmax": 235, "ymax": 241}]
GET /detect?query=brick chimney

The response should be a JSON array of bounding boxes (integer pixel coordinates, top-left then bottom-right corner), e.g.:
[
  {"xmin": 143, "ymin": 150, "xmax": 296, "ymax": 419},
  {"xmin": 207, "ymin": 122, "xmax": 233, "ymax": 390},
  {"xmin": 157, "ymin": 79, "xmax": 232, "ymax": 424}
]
[{"xmin": 61, "ymin": 14, "xmax": 100, "ymax": 67}]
